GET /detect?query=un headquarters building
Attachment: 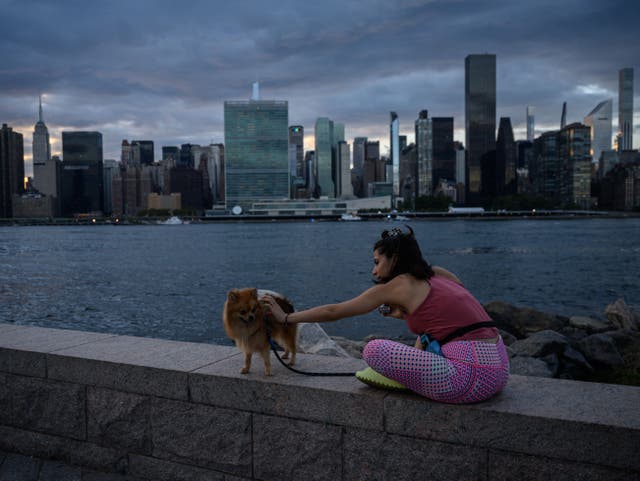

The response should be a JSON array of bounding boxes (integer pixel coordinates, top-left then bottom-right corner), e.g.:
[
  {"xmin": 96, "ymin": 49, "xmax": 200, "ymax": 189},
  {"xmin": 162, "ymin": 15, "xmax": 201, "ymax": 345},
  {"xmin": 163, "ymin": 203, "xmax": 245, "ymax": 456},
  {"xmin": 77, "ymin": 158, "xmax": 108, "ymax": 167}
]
[{"xmin": 224, "ymin": 99, "xmax": 289, "ymax": 212}]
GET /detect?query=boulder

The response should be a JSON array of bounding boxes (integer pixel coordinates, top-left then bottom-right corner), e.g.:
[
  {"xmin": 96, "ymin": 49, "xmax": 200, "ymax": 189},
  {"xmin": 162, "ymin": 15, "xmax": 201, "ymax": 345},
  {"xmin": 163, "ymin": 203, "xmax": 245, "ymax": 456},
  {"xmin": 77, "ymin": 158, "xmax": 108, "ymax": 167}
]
[
  {"xmin": 331, "ymin": 336, "xmax": 365, "ymax": 358},
  {"xmin": 569, "ymin": 316, "xmax": 612, "ymax": 334},
  {"xmin": 577, "ymin": 334, "xmax": 624, "ymax": 368},
  {"xmin": 498, "ymin": 329, "xmax": 517, "ymax": 346},
  {"xmin": 483, "ymin": 300, "xmax": 566, "ymax": 338},
  {"xmin": 604, "ymin": 299, "xmax": 639, "ymax": 331},
  {"xmin": 509, "ymin": 330, "xmax": 569, "ymax": 358},
  {"xmin": 509, "ymin": 356, "xmax": 554, "ymax": 378},
  {"xmin": 558, "ymin": 345, "xmax": 593, "ymax": 379}
]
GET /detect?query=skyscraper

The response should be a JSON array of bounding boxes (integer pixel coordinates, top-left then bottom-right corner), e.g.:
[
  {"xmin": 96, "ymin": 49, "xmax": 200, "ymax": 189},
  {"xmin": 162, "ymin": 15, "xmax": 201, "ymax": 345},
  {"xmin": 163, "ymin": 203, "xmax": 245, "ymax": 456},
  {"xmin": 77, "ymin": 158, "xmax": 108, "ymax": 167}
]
[
  {"xmin": 224, "ymin": 90, "xmax": 289, "ymax": 211},
  {"xmin": 132, "ymin": 140, "xmax": 154, "ymax": 165},
  {"xmin": 584, "ymin": 99, "xmax": 612, "ymax": 163},
  {"xmin": 526, "ymin": 106, "xmax": 535, "ymax": 142},
  {"xmin": 390, "ymin": 112, "xmax": 400, "ymax": 196},
  {"xmin": 618, "ymin": 68, "xmax": 634, "ymax": 151},
  {"xmin": 558, "ymin": 123, "xmax": 591, "ymax": 208},
  {"xmin": 561, "ymin": 102, "xmax": 567, "ymax": 129},
  {"xmin": 32, "ymin": 96, "xmax": 50, "ymax": 166},
  {"xmin": 60, "ymin": 131, "xmax": 104, "ymax": 216},
  {"xmin": 32, "ymin": 96, "xmax": 57, "ymax": 201},
  {"xmin": 289, "ymin": 126, "xmax": 304, "ymax": 179},
  {"xmin": 432, "ymin": 117, "xmax": 455, "ymax": 189},
  {"xmin": 465, "ymin": 54, "xmax": 496, "ymax": 200},
  {"xmin": 0, "ymin": 124, "xmax": 24, "ymax": 218},
  {"xmin": 414, "ymin": 110, "xmax": 432, "ymax": 196},
  {"xmin": 315, "ymin": 117, "xmax": 334, "ymax": 198},
  {"xmin": 496, "ymin": 117, "xmax": 516, "ymax": 194}
]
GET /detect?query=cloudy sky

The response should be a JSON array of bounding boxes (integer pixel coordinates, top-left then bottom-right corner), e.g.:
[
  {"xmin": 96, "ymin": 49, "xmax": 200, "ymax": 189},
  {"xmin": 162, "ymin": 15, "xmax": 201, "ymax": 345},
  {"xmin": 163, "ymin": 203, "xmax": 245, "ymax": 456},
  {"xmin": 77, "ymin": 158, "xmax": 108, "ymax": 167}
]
[{"xmin": 1, "ymin": 0, "xmax": 639, "ymax": 175}]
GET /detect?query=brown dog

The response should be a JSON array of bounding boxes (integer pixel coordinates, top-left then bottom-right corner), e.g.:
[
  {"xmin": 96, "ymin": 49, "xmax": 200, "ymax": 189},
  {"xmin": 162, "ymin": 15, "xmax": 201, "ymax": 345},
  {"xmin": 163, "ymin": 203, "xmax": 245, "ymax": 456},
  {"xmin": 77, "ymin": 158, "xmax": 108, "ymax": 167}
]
[{"xmin": 223, "ymin": 288, "xmax": 297, "ymax": 376}]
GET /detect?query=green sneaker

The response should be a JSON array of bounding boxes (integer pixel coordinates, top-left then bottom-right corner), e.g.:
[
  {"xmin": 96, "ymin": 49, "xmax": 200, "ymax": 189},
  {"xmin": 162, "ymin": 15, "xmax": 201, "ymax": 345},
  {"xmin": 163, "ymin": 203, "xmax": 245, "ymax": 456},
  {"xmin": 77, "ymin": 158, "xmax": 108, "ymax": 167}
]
[{"xmin": 355, "ymin": 367, "xmax": 409, "ymax": 392}]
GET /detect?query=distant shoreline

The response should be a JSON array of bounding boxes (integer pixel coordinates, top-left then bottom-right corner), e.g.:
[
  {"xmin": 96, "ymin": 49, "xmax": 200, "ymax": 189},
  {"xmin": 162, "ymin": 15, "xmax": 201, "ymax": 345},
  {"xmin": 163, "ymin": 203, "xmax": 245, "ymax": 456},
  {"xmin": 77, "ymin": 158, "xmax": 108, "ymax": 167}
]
[{"xmin": 1, "ymin": 210, "xmax": 639, "ymax": 226}]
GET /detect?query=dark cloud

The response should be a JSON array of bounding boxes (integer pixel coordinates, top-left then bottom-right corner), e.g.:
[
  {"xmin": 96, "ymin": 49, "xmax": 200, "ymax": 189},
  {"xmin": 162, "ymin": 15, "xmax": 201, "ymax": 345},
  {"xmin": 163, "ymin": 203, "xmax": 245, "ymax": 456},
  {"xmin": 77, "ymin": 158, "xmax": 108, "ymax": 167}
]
[{"xmin": 1, "ymin": 0, "xmax": 638, "ymax": 173}]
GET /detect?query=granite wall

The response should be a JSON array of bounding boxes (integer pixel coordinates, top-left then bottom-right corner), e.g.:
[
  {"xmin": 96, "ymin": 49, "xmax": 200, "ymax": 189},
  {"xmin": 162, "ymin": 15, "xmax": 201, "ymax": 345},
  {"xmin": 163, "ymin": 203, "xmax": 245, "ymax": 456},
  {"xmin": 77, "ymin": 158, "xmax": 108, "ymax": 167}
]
[{"xmin": 1, "ymin": 323, "xmax": 639, "ymax": 481}]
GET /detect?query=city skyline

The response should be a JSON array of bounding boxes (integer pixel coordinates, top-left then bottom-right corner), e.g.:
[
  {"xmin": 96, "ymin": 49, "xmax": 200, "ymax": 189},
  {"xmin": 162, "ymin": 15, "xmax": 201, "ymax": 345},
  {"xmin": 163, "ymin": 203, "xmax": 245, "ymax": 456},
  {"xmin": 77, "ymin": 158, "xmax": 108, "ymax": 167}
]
[{"xmin": 1, "ymin": 0, "xmax": 639, "ymax": 176}]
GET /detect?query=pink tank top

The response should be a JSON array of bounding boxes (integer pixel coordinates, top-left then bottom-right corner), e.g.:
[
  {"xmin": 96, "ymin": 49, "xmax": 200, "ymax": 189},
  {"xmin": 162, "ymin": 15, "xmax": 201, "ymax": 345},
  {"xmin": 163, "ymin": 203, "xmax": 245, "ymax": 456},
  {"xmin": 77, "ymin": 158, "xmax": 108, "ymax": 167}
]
[{"xmin": 405, "ymin": 276, "xmax": 496, "ymax": 342}]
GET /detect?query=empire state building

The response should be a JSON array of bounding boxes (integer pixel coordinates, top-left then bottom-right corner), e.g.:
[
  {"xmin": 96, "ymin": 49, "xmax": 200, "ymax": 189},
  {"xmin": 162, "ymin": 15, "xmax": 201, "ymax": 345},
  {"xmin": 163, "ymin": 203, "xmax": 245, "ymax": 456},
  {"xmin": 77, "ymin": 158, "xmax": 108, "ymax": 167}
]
[{"xmin": 32, "ymin": 96, "xmax": 57, "ymax": 198}]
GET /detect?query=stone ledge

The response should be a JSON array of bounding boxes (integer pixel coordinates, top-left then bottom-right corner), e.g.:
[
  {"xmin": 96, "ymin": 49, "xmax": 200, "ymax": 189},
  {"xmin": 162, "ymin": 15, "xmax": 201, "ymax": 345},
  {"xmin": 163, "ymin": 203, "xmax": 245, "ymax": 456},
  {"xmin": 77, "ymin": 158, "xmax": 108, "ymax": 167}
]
[{"xmin": 1, "ymin": 322, "xmax": 639, "ymax": 479}]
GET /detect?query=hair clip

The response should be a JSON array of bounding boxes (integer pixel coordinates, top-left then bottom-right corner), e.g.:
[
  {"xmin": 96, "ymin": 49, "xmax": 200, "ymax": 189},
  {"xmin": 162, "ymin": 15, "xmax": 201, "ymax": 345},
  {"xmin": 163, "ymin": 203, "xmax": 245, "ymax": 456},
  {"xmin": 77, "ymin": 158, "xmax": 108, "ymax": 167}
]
[{"xmin": 381, "ymin": 228, "xmax": 403, "ymax": 239}]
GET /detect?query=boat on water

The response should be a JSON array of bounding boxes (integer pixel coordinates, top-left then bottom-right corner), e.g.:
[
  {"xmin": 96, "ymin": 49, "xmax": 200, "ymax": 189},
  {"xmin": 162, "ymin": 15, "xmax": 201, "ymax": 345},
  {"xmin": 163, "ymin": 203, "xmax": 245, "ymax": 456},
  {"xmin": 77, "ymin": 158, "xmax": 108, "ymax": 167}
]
[
  {"xmin": 340, "ymin": 213, "xmax": 362, "ymax": 221},
  {"xmin": 158, "ymin": 216, "xmax": 189, "ymax": 225}
]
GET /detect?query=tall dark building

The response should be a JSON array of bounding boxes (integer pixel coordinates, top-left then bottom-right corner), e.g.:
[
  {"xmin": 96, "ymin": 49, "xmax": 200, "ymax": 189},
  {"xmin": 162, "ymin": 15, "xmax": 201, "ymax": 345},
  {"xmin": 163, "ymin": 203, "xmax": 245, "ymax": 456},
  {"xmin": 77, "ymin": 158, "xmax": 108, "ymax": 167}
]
[
  {"xmin": 162, "ymin": 146, "xmax": 180, "ymax": 166},
  {"xmin": 289, "ymin": 126, "xmax": 304, "ymax": 179},
  {"xmin": 60, "ymin": 131, "xmax": 104, "ymax": 216},
  {"xmin": 496, "ymin": 117, "xmax": 517, "ymax": 194},
  {"xmin": 0, "ymin": 124, "xmax": 25, "ymax": 218},
  {"xmin": 465, "ymin": 54, "xmax": 496, "ymax": 201},
  {"xmin": 132, "ymin": 140, "xmax": 154, "ymax": 165},
  {"xmin": 432, "ymin": 117, "xmax": 455, "ymax": 188}
]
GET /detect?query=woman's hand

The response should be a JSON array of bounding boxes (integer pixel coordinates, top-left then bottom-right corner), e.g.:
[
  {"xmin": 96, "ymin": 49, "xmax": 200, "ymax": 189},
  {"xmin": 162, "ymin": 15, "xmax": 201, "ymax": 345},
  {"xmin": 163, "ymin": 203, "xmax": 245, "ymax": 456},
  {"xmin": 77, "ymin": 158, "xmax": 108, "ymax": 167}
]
[
  {"xmin": 260, "ymin": 295, "xmax": 287, "ymax": 324},
  {"xmin": 414, "ymin": 336, "xmax": 424, "ymax": 350}
]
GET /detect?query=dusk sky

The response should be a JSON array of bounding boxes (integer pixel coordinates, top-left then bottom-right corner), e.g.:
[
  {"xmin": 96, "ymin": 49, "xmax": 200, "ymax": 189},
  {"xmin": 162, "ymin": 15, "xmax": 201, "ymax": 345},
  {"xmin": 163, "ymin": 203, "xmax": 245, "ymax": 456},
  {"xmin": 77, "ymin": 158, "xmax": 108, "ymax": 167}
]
[{"xmin": 1, "ymin": 0, "xmax": 639, "ymax": 176}]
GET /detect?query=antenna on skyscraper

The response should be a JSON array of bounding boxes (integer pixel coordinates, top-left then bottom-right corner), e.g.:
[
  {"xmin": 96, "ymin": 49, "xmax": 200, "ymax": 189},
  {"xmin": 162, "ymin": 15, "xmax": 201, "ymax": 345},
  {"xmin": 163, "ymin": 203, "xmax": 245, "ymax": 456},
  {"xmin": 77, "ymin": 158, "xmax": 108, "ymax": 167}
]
[
  {"xmin": 38, "ymin": 95, "xmax": 43, "ymax": 122},
  {"xmin": 561, "ymin": 101, "xmax": 567, "ymax": 129}
]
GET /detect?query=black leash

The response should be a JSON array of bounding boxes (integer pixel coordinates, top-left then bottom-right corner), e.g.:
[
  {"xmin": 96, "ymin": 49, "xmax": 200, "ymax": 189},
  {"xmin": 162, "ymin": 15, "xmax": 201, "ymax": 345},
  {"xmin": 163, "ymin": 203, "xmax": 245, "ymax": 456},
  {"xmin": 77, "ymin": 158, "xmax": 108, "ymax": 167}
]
[{"xmin": 268, "ymin": 337, "xmax": 356, "ymax": 377}]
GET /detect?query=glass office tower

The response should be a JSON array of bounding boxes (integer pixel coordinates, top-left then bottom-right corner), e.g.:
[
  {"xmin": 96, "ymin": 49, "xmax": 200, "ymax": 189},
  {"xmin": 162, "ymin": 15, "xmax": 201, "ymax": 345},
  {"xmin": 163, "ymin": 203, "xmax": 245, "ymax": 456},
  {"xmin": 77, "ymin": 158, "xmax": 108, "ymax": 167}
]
[
  {"xmin": 618, "ymin": 68, "xmax": 634, "ymax": 151},
  {"xmin": 315, "ymin": 117, "xmax": 334, "ymax": 198},
  {"xmin": 584, "ymin": 99, "xmax": 612, "ymax": 163},
  {"xmin": 60, "ymin": 131, "xmax": 104, "ymax": 216},
  {"xmin": 224, "ymin": 99, "xmax": 289, "ymax": 211},
  {"xmin": 465, "ymin": 54, "xmax": 496, "ymax": 200}
]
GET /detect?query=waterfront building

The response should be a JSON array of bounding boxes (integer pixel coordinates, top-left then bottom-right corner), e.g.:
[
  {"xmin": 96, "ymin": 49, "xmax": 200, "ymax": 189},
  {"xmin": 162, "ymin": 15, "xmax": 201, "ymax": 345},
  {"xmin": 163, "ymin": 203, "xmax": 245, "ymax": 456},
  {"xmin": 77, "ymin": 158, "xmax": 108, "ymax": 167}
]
[
  {"xmin": 60, "ymin": 131, "xmax": 104, "ymax": 216},
  {"xmin": 0, "ymin": 124, "xmax": 24, "ymax": 218},
  {"xmin": 618, "ymin": 68, "xmax": 634, "ymax": 151},
  {"xmin": 390, "ymin": 112, "xmax": 400, "ymax": 196},
  {"xmin": 465, "ymin": 54, "xmax": 496, "ymax": 201},
  {"xmin": 526, "ymin": 106, "xmax": 535, "ymax": 142},
  {"xmin": 289, "ymin": 126, "xmax": 304, "ymax": 180},
  {"xmin": 414, "ymin": 110, "xmax": 432, "ymax": 196},
  {"xmin": 598, "ymin": 150, "xmax": 619, "ymax": 178},
  {"xmin": 584, "ymin": 99, "xmax": 612, "ymax": 165},
  {"xmin": 455, "ymin": 143, "xmax": 466, "ymax": 203},
  {"xmin": 337, "ymin": 140, "xmax": 352, "ymax": 198},
  {"xmin": 102, "ymin": 159, "xmax": 118, "ymax": 216},
  {"xmin": 399, "ymin": 143, "xmax": 417, "ymax": 204},
  {"xmin": 432, "ymin": 116, "xmax": 455, "ymax": 192},
  {"xmin": 599, "ymin": 157, "xmax": 640, "ymax": 210},
  {"xmin": 121, "ymin": 140, "xmax": 133, "ymax": 166},
  {"xmin": 558, "ymin": 123, "xmax": 592, "ymax": 208},
  {"xmin": 496, "ymin": 117, "xmax": 517, "ymax": 194},
  {"xmin": 531, "ymin": 130, "xmax": 560, "ymax": 204},
  {"xmin": 170, "ymin": 166, "xmax": 203, "ymax": 212},
  {"xmin": 191, "ymin": 144, "xmax": 224, "ymax": 205},
  {"xmin": 315, "ymin": 117, "xmax": 334, "ymax": 198},
  {"xmin": 351, "ymin": 137, "xmax": 367, "ymax": 197},
  {"xmin": 224, "ymin": 89, "xmax": 289, "ymax": 211}
]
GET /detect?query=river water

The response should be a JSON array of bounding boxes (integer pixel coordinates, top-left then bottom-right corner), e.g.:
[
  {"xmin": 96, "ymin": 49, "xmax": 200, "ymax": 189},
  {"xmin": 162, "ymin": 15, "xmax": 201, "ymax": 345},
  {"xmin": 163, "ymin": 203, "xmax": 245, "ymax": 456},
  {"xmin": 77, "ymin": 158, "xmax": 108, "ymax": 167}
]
[{"xmin": 1, "ymin": 218, "xmax": 639, "ymax": 345}]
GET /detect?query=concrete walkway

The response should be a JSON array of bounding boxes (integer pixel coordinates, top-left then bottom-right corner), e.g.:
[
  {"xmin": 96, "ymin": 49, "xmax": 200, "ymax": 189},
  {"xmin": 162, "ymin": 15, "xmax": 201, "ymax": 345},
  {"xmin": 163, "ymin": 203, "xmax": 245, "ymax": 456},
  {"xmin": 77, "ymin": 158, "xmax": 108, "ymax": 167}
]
[{"xmin": 0, "ymin": 451, "xmax": 138, "ymax": 481}]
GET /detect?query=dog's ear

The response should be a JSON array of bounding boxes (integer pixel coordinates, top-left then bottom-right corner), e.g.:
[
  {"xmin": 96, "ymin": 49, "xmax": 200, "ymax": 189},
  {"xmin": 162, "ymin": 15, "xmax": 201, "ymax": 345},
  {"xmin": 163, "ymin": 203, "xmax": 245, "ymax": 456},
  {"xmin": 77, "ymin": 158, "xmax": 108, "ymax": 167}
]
[{"xmin": 227, "ymin": 290, "xmax": 238, "ymax": 302}]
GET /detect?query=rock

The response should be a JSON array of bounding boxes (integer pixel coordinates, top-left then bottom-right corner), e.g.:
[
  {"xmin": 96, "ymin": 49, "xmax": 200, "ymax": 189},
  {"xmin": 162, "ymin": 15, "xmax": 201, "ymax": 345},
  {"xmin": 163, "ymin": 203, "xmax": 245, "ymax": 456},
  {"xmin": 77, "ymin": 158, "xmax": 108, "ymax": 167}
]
[
  {"xmin": 498, "ymin": 329, "xmax": 517, "ymax": 346},
  {"xmin": 331, "ymin": 336, "xmax": 364, "ymax": 358},
  {"xmin": 559, "ymin": 345, "xmax": 593, "ymax": 379},
  {"xmin": 577, "ymin": 334, "xmax": 624, "ymax": 368},
  {"xmin": 509, "ymin": 330, "xmax": 569, "ymax": 358},
  {"xmin": 569, "ymin": 316, "xmax": 612, "ymax": 334},
  {"xmin": 604, "ymin": 299, "xmax": 639, "ymax": 331},
  {"xmin": 605, "ymin": 329, "xmax": 640, "ymax": 374},
  {"xmin": 297, "ymin": 323, "xmax": 351, "ymax": 357},
  {"xmin": 483, "ymin": 301, "xmax": 566, "ymax": 338},
  {"xmin": 541, "ymin": 353, "xmax": 560, "ymax": 376},
  {"xmin": 509, "ymin": 356, "xmax": 554, "ymax": 378}
]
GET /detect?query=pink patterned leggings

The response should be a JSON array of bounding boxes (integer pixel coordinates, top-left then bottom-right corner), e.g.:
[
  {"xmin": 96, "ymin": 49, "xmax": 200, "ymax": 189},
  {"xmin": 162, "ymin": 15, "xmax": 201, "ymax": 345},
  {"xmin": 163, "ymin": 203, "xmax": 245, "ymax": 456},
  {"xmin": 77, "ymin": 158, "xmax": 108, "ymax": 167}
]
[{"xmin": 362, "ymin": 337, "xmax": 510, "ymax": 403}]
